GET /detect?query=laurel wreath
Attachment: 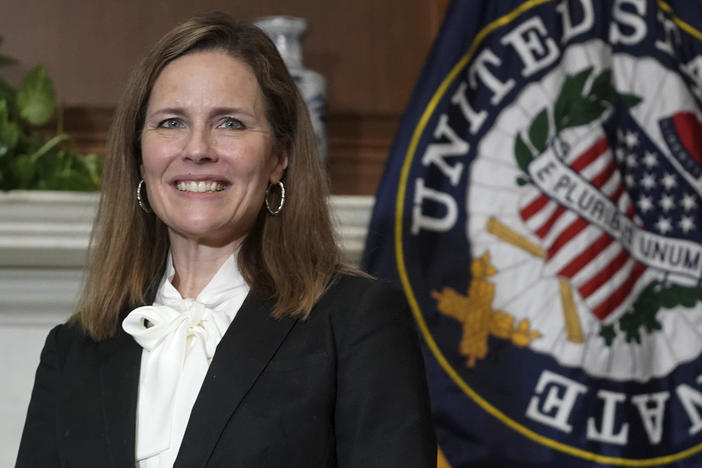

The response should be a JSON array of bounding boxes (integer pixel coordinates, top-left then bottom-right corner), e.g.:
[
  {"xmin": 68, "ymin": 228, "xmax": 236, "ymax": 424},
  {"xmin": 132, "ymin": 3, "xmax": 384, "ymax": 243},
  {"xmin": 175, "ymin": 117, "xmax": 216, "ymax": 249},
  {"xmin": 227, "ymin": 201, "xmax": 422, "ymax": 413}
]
[{"xmin": 510, "ymin": 66, "xmax": 702, "ymax": 347}]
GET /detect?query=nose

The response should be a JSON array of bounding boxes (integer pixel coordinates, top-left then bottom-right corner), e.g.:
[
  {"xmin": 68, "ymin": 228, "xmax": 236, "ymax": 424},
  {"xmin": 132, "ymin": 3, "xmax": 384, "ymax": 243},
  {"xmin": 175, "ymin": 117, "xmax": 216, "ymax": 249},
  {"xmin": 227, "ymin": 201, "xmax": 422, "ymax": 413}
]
[{"xmin": 184, "ymin": 126, "xmax": 216, "ymax": 163}]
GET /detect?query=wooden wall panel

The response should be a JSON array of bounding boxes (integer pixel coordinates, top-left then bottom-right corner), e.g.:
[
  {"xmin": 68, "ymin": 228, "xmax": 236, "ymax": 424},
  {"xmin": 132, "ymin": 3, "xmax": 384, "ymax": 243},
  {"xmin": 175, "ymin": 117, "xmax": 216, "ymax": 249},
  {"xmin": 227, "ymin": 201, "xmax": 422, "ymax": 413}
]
[{"xmin": 0, "ymin": 0, "xmax": 448, "ymax": 194}]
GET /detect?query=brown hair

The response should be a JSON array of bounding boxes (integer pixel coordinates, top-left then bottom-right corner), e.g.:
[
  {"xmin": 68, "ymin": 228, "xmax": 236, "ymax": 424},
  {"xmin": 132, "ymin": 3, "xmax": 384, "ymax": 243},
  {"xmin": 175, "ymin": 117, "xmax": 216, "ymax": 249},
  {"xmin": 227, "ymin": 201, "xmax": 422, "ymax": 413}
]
[{"xmin": 73, "ymin": 12, "xmax": 342, "ymax": 340}]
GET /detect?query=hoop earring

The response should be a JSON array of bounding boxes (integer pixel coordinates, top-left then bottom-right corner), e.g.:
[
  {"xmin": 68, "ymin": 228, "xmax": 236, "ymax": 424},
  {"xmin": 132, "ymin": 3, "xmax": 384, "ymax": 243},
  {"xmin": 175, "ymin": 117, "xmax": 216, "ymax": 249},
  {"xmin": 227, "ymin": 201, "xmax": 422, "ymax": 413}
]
[
  {"xmin": 136, "ymin": 179, "xmax": 152, "ymax": 213},
  {"xmin": 265, "ymin": 181, "xmax": 285, "ymax": 215}
]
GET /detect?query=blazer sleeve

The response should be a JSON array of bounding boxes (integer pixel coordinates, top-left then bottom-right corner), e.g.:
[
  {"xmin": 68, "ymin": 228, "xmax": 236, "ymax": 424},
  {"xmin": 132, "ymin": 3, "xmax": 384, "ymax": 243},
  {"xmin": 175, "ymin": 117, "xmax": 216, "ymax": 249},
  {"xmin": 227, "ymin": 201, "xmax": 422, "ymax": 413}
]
[
  {"xmin": 333, "ymin": 279, "xmax": 436, "ymax": 468},
  {"xmin": 16, "ymin": 325, "xmax": 64, "ymax": 467}
]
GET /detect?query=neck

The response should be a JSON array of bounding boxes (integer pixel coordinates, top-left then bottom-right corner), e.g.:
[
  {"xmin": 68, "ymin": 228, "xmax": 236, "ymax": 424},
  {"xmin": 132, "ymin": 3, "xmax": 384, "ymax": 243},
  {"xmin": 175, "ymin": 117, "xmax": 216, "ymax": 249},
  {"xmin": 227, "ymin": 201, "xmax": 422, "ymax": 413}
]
[{"xmin": 168, "ymin": 233, "xmax": 240, "ymax": 298}]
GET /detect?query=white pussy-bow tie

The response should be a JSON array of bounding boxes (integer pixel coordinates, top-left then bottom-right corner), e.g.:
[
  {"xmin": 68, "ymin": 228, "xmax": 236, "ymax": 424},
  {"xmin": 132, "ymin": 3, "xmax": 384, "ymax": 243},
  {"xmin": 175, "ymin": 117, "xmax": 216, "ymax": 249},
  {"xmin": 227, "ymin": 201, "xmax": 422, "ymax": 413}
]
[{"xmin": 123, "ymin": 298, "xmax": 226, "ymax": 460}]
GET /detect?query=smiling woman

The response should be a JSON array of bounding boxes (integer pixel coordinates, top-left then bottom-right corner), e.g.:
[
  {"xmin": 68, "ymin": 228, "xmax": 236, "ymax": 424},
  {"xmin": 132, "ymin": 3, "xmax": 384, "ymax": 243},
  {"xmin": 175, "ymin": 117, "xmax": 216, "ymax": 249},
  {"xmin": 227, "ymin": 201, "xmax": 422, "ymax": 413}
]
[
  {"xmin": 140, "ymin": 50, "xmax": 287, "ymax": 258},
  {"xmin": 15, "ymin": 11, "xmax": 436, "ymax": 468}
]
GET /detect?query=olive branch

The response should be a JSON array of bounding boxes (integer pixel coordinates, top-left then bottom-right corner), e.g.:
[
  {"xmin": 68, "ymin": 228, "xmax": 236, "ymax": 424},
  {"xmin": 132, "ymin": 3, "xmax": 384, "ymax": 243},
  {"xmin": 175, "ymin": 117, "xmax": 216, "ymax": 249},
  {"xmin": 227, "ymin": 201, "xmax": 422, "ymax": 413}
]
[
  {"xmin": 513, "ymin": 67, "xmax": 642, "ymax": 185},
  {"xmin": 600, "ymin": 280, "xmax": 702, "ymax": 346}
]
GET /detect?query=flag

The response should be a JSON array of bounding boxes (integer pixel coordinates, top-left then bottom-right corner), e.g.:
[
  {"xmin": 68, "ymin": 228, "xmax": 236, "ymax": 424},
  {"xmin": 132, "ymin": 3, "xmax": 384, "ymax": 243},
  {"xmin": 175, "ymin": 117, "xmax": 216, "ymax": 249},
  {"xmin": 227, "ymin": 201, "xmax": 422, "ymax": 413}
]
[{"xmin": 362, "ymin": 0, "xmax": 702, "ymax": 466}]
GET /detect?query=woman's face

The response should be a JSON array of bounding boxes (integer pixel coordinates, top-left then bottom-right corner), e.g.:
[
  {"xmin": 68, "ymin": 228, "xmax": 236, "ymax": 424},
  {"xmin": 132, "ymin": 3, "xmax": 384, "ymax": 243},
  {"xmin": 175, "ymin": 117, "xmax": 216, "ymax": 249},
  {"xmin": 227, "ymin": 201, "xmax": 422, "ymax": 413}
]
[{"xmin": 140, "ymin": 50, "xmax": 287, "ymax": 247}]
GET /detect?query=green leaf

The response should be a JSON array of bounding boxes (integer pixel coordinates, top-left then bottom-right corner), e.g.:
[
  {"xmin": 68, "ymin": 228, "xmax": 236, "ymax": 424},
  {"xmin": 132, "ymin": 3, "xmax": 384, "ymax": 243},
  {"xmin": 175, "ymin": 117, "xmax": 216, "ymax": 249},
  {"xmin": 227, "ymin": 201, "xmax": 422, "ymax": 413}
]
[
  {"xmin": 45, "ymin": 168, "xmax": 94, "ymax": 191},
  {"xmin": 515, "ymin": 176, "xmax": 531, "ymax": 186},
  {"xmin": 588, "ymin": 69, "xmax": 613, "ymax": 103},
  {"xmin": 514, "ymin": 133, "xmax": 533, "ymax": 174},
  {"xmin": 557, "ymin": 101, "xmax": 605, "ymax": 131},
  {"xmin": 618, "ymin": 311, "xmax": 642, "ymax": 344},
  {"xmin": 0, "ymin": 122, "xmax": 20, "ymax": 157},
  {"xmin": 80, "ymin": 153, "xmax": 102, "ymax": 188},
  {"xmin": 10, "ymin": 154, "xmax": 35, "ymax": 188},
  {"xmin": 657, "ymin": 284, "xmax": 702, "ymax": 308},
  {"xmin": 0, "ymin": 100, "xmax": 20, "ymax": 157},
  {"xmin": 528, "ymin": 109, "xmax": 549, "ymax": 153},
  {"xmin": 617, "ymin": 92, "xmax": 642, "ymax": 108},
  {"xmin": 28, "ymin": 133, "xmax": 69, "ymax": 162},
  {"xmin": 34, "ymin": 146, "xmax": 66, "ymax": 181},
  {"xmin": 599, "ymin": 324, "xmax": 616, "ymax": 347},
  {"xmin": 17, "ymin": 66, "xmax": 55, "ymax": 125},
  {"xmin": 0, "ymin": 77, "xmax": 16, "ymax": 111},
  {"xmin": 554, "ymin": 67, "xmax": 593, "ymax": 132}
]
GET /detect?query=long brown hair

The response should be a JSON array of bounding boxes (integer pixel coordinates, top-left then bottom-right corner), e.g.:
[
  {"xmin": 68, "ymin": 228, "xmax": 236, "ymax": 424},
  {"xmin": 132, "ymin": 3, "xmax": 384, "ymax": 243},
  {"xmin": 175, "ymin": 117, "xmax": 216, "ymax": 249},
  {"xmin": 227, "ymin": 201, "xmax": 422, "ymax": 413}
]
[{"xmin": 73, "ymin": 12, "xmax": 341, "ymax": 340}]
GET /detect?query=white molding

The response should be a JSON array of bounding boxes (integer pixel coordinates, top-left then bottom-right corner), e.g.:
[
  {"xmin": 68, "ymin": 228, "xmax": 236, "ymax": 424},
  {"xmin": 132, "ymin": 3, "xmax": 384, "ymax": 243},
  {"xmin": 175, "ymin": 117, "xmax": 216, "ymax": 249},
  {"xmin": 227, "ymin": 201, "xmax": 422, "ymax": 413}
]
[
  {"xmin": 0, "ymin": 191, "xmax": 376, "ymax": 320},
  {"xmin": 0, "ymin": 191, "xmax": 374, "ymax": 269},
  {"xmin": 0, "ymin": 191, "xmax": 98, "ymax": 267},
  {"xmin": 0, "ymin": 268, "xmax": 83, "ymax": 325},
  {"xmin": 329, "ymin": 195, "xmax": 375, "ymax": 266}
]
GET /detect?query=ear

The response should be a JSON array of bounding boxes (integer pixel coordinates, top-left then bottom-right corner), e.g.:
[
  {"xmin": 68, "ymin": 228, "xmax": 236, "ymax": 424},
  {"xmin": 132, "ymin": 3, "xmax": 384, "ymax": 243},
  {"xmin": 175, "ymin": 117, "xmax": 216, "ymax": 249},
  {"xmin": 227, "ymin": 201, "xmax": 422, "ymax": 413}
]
[
  {"xmin": 139, "ymin": 162, "xmax": 145, "ymax": 180},
  {"xmin": 270, "ymin": 151, "xmax": 288, "ymax": 183}
]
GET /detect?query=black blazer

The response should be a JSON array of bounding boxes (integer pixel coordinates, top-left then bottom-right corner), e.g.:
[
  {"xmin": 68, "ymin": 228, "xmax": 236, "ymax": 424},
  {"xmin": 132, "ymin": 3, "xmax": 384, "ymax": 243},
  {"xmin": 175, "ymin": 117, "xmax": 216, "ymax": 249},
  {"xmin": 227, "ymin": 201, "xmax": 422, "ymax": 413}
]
[{"xmin": 16, "ymin": 274, "xmax": 436, "ymax": 467}]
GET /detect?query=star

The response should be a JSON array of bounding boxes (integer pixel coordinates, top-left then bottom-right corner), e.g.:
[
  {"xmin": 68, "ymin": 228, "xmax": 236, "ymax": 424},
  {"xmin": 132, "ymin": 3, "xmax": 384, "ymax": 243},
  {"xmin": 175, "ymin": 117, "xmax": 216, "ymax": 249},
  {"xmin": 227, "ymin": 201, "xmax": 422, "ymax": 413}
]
[
  {"xmin": 643, "ymin": 151, "xmax": 658, "ymax": 168},
  {"xmin": 655, "ymin": 216, "xmax": 672, "ymax": 234},
  {"xmin": 615, "ymin": 147, "xmax": 627, "ymax": 162},
  {"xmin": 637, "ymin": 195, "xmax": 654, "ymax": 213},
  {"xmin": 659, "ymin": 194, "xmax": 675, "ymax": 212},
  {"xmin": 617, "ymin": 128, "xmax": 626, "ymax": 142},
  {"xmin": 681, "ymin": 193, "xmax": 698, "ymax": 211},
  {"xmin": 641, "ymin": 173, "xmax": 656, "ymax": 189},
  {"xmin": 679, "ymin": 216, "xmax": 696, "ymax": 233},
  {"xmin": 624, "ymin": 130, "xmax": 639, "ymax": 149},
  {"xmin": 661, "ymin": 172, "xmax": 677, "ymax": 190},
  {"xmin": 626, "ymin": 153, "xmax": 638, "ymax": 168},
  {"xmin": 625, "ymin": 174, "xmax": 636, "ymax": 187}
]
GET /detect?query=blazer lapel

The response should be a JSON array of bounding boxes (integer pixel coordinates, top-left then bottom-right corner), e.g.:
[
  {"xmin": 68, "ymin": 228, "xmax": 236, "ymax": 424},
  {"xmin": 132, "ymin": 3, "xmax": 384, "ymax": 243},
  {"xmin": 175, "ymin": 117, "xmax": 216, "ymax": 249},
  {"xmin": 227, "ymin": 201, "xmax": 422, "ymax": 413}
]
[
  {"xmin": 98, "ymin": 324, "xmax": 142, "ymax": 467},
  {"xmin": 174, "ymin": 291, "xmax": 297, "ymax": 468}
]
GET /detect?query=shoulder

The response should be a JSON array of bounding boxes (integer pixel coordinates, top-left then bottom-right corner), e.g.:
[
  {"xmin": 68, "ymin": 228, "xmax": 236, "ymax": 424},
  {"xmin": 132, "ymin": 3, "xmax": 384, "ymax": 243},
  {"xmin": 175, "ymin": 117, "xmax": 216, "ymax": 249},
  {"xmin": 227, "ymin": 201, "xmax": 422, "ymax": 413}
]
[
  {"xmin": 316, "ymin": 273, "xmax": 415, "ymax": 341},
  {"xmin": 50, "ymin": 320, "xmax": 94, "ymax": 347},
  {"xmin": 41, "ymin": 321, "xmax": 97, "ymax": 368},
  {"xmin": 321, "ymin": 273, "xmax": 407, "ymax": 313}
]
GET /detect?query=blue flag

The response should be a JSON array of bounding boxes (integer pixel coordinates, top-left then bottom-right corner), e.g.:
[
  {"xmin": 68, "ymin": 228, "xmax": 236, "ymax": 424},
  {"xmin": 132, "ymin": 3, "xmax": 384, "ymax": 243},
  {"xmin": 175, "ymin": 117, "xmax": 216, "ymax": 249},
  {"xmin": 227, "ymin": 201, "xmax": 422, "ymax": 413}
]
[{"xmin": 362, "ymin": 1, "xmax": 702, "ymax": 466}]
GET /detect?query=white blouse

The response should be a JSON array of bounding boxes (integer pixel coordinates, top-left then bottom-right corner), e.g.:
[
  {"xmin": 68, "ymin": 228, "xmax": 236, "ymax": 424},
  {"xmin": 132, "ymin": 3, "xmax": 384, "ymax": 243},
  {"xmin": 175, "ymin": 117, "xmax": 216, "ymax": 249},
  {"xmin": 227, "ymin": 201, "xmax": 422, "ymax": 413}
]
[{"xmin": 122, "ymin": 253, "xmax": 249, "ymax": 468}]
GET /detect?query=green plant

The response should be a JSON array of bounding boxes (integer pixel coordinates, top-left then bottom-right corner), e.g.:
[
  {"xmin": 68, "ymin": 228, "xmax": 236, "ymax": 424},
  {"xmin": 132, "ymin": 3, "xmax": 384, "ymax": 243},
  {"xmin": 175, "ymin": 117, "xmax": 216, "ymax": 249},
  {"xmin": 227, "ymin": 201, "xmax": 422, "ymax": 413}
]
[{"xmin": 0, "ymin": 37, "xmax": 101, "ymax": 191}]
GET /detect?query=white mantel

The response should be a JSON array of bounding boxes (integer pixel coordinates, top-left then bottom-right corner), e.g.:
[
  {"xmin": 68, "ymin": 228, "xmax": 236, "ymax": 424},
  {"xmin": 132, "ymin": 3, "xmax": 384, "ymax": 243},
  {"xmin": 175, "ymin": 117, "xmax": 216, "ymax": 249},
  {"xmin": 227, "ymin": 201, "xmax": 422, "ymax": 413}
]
[{"xmin": 0, "ymin": 190, "xmax": 375, "ymax": 466}]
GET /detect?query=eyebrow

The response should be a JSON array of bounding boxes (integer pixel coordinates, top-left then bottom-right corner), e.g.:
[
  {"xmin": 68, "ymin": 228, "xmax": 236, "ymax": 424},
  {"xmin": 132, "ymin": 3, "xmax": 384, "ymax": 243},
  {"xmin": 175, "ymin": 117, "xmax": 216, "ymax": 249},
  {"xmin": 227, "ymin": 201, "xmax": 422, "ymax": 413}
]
[{"xmin": 148, "ymin": 106, "xmax": 256, "ymax": 119}]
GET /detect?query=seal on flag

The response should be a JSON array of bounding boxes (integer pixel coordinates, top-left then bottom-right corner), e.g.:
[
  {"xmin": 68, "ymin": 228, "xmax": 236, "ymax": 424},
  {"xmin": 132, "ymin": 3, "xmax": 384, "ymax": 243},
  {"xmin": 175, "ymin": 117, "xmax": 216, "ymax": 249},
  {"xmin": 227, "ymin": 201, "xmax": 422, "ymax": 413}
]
[{"xmin": 366, "ymin": 1, "xmax": 702, "ymax": 466}]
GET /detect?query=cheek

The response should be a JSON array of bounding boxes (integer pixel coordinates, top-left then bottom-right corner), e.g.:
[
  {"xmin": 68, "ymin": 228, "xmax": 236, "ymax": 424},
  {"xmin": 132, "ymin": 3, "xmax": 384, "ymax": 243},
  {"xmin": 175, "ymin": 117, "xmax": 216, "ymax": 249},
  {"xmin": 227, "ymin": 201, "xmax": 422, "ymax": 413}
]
[
  {"xmin": 140, "ymin": 138, "xmax": 173, "ymax": 179},
  {"xmin": 225, "ymin": 144, "xmax": 276, "ymax": 181}
]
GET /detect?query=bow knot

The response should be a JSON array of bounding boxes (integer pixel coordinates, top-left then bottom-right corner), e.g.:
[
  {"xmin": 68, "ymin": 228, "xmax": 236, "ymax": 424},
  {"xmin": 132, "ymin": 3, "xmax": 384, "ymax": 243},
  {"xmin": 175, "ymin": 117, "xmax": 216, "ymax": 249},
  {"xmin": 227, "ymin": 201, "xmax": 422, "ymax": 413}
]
[{"xmin": 124, "ymin": 299, "xmax": 222, "ymax": 360}]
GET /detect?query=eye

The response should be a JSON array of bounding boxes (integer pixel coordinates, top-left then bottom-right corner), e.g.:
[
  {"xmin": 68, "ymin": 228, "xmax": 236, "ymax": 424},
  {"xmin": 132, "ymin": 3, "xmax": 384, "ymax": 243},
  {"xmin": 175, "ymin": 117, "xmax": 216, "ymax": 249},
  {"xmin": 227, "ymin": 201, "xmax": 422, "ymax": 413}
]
[
  {"xmin": 219, "ymin": 117, "xmax": 245, "ymax": 130},
  {"xmin": 158, "ymin": 118, "xmax": 184, "ymax": 129}
]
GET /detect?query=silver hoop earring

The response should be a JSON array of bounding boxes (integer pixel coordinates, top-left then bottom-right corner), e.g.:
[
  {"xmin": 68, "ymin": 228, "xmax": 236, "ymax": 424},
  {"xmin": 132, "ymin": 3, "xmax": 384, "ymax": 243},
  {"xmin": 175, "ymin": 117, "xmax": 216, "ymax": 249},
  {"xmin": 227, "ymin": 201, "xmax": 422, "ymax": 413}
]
[
  {"xmin": 265, "ymin": 181, "xmax": 285, "ymax": 215},
  {"xmin": 136, "ymin": 179, "xmax": 151, "ymax": 213}
]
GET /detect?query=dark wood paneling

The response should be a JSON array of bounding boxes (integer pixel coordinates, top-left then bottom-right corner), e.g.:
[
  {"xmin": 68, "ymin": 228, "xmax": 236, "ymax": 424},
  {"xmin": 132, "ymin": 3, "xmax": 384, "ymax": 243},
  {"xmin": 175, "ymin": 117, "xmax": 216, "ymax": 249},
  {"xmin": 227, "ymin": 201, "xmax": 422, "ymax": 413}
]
[
  {"xmin": 1, "ymin": 0, "xmax": 448, "ymax": 194},
  {"xmin": 0, "ymin": 0, "xmax": 434, "ymax": 114}
]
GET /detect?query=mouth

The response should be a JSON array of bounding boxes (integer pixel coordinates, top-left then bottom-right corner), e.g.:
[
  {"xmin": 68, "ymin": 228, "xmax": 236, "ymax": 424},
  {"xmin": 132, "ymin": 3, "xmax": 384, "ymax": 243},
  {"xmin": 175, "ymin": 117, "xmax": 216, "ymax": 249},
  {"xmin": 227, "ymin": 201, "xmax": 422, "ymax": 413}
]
[{"xmin": 175, "ymin": 180, "xmax": 227, "ymax": 193}]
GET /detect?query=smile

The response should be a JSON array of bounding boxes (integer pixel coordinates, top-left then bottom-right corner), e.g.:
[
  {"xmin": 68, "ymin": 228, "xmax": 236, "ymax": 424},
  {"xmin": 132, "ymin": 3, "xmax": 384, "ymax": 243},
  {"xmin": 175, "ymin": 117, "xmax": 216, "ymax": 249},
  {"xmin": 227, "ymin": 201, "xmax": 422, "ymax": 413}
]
[{"xmin": 175, "ymin": 181, "xmax": 226, "ymax": 193}]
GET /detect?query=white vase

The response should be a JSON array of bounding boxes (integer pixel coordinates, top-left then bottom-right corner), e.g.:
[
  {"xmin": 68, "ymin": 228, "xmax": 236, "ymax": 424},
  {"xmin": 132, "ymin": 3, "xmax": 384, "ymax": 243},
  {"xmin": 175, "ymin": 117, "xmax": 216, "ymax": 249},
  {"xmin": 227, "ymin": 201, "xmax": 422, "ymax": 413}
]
[{"xmin": 253, "ymin": 16, "xmax": 328, "ymax": 165}]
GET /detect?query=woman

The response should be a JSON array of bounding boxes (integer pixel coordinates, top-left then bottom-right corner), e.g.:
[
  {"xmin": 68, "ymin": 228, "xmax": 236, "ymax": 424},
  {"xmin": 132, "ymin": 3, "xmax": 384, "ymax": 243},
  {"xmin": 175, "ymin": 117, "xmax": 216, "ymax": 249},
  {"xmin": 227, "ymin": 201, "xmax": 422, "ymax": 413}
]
[{"xmin": 16, "ymin": 12, "xmax": 435, "ymax": 468}]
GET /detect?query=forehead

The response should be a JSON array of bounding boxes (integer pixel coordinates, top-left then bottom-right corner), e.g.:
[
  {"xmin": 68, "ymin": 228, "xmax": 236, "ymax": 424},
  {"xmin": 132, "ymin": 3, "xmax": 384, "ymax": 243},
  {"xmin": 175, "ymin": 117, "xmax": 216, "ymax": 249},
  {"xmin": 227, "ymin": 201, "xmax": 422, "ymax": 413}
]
[{"xmin": 148, "ymin": 50, "xmax": 264, "ymax": 110}]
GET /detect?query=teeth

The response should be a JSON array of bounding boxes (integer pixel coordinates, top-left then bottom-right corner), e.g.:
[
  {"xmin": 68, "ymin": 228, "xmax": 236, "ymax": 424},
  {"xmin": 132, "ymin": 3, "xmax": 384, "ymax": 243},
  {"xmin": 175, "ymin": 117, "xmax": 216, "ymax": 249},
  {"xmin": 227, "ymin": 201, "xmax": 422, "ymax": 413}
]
[{"xmin": 176, "ymin": 181, "xmax": 225, "ymax": 193}]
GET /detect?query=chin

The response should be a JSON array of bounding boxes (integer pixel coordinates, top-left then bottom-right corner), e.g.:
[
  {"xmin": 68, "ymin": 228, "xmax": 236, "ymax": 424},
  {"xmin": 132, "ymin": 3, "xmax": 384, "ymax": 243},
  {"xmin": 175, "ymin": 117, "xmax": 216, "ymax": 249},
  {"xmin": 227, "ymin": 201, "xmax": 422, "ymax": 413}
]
[{"xmin": 169, "ymin": 219, "xmax": 232, "ymax": 240}]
